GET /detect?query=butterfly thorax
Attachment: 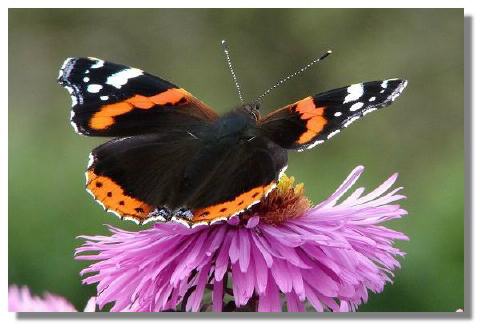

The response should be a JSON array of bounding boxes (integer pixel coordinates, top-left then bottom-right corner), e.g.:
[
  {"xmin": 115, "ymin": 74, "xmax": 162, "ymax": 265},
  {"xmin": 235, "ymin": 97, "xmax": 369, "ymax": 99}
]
[{"xmin": 209, "ymin": 107, "xmax": 258, "ymax": 142}]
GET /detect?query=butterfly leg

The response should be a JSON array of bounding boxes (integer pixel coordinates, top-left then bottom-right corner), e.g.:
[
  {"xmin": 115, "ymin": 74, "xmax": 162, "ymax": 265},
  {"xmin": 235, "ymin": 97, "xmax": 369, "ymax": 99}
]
[
  {"xmin": 175, "ymin": 208, "xmax": 194, "ymax": 221},
  {"xmin": 148, "ymin": 207, "xmax": 173, "ymax": 222},
  {"xmin": 168, "ymin": 208, "xmax": 194, "ymax": 227}
]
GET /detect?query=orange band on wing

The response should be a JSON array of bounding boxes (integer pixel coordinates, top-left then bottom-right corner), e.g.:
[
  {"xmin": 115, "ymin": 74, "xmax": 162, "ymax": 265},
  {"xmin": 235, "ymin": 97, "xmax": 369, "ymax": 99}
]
[
  {"xmin": 294, "ymin": 97, "xmax": 327, "ymax": 144},
  {"xmin": 90, "ymin": 102, "xmax": 133, "ymax": 130},
  {"xmin": 149, "ymin": 88, "xmax": 187, "ymax": 106},
  {"xmin": 86, "ymin": 169, "xmax": 153, "ymax": 222},
  {"xmin": 191, "ymin": 182, "xmax": 276, "ymax": 223},
  {"xmin": 89, "ymin": 88, "xmax": 191, "ymax": 130}
]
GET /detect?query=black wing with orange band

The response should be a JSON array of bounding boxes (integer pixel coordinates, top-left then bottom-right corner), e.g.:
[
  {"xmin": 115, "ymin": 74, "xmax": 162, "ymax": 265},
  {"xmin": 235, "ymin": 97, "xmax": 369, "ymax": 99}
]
[
  {"xmin": 58, "ymin": 57, "xmax": 218, "ymax": 136},
  {"xmin": 86, "ymin": 131, "xmax": 287, "ymax": 226},
  {"xmin": 258, "ymin": 79, "xmax": 408, "ymax": 151}
]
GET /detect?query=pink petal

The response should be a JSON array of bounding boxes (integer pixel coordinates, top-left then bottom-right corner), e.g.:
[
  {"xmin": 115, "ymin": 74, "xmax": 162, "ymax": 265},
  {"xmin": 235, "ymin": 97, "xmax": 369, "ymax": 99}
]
[{"xmin": 212, "ymin": 278, "xmax": 224, "ymax": 312}]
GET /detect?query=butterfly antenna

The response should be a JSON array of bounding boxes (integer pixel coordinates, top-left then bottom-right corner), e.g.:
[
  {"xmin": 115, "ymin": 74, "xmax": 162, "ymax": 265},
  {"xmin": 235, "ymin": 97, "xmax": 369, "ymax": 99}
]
[
  {"xmin": 221, "ymin": 40, "xmax": 245, "ymax": 104},
  {"xmin": 254, "ymin": 49, "xmax": 333, "ymax": 105}
]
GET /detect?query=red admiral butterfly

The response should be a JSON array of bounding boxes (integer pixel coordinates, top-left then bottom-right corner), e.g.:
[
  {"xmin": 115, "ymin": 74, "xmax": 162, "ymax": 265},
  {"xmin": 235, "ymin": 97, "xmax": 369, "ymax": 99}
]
[{"xmin": 58, "ymin": 45, "xmax": 407, "ymax": 227}]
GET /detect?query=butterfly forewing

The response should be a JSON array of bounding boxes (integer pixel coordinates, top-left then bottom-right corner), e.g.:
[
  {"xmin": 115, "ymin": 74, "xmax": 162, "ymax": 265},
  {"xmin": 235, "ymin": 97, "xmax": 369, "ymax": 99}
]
[
  {"xmin": 58, "ymin": 57, "xmax": 218, "ymax": 136},
  {"xmin": 259, "ymin": 79, "xmax": 408, "ymax": 151}
]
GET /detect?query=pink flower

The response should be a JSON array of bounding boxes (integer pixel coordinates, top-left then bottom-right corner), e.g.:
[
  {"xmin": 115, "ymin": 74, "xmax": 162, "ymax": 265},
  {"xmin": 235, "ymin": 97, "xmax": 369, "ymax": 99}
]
[
  {"xmin": 76, "ymin": 166, "xmax": 408, "ymax": 312},
  {"xmin": 8, "ymin": 285, "xmax": 96, "ymax": 312}
]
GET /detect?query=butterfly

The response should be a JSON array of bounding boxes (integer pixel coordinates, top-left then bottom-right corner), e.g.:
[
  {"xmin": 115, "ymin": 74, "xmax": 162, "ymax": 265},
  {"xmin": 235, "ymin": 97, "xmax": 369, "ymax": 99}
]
[{"xmin": 58, "ymin": 52, "xmax": 407, "ymax": 227}]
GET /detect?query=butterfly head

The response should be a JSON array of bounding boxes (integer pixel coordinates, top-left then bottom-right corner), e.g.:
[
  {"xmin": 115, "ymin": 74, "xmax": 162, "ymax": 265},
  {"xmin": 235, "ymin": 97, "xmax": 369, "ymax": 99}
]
[{"xmin": 238, "ymin": 103, "xmax": 260, "ymax": 121}]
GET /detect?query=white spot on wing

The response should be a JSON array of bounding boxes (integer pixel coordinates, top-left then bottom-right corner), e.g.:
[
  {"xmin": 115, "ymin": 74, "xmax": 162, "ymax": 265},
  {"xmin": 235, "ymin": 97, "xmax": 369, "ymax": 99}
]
[
  {"xmin": 211, "ymin": 217, "xmax": 228, "ymax": 225},
  {"xmin": 327, "ymin": 130, "xmax": 340, "ymax": 139},
  {"xmin": 143, "ymin": 216, "xmax": 166, "ymax": 225},
  {"xmin": 100, "ymin": 95, "xmax": 109, "ymax": 101},
  {"xmin": 83, "ymin": 77, "xmax": 90, "ymax": 82},
  {"xmin": 106, "ymin": 68, "xmax": 143, "ymax": 89},
  {"xmin": 87, "ymin": 153, "xmax": 94, "ymax": 168},
  {"xmin": 278, "ymin": 165, "xmax": 288, "ymax": 178},
  {"xmin": 344, "ymin": 115, "xmax": 360, "ymax": 127},
  {"xmin": 350, "ymin": 102, "xmax": 364, "ymax": 112},
  {"xmin": 85, "ymin": 187, "xmax": 95, "ymax": 198},
  {"xmin": 64, "ymin": 86, "xmax": 77, "ymax": 106},
  {"xmin": 389, "ymin": 80, "xmax": 408, "ymax": 102},
  {"xmin": 58, "ymin": 57, "xmax": 73, "ymax": 79},
  {"xmin": 191, "ymin": 221, "xmax": 209, "ymax": 228},
  {"xmin": 89, "ymin": 58, "xmax": 105, "ymax": 69},
  {"xmin": 343, "ymin": 83, "xmax": 364, "ymax": 103},
  {"xmin": 305, "ymin": 139, "xmax": 325, "ymax": 150},
  {"xmin": 369, "ymin": 96, "xmax": 376, "ymax": 102},
  {"xmin": 364, "ymin": 107, "xmax": 378, "ymax": 116},
  {"xmin": 334, "ymin": 112, "xmax": 342, "ymax": 117},
  {"xmin": 381, "ymin": 80, "xmax": 388, "ymax": 88},
  {"xmin": 87, "ymin": 84, "xmax": 103, "ymax": 93},
  {"xmin": 107, "ymin": 209, "xmax": 121, "ymax": 218},
  {"xmin": 70, "ymin": 120, "xmax": 80, "ymax": 133},
  {"xmin": 123, "ymin": 216, "xmax": 140, "ymax": 224},
  {"xmin": 95, "ymin": 199, "xmax": 106, "ymax": 210}
]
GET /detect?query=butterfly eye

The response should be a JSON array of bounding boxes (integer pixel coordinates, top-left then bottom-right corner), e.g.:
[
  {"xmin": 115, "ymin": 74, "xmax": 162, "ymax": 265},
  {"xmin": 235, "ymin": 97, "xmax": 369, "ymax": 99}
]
[
  {"xmin": 250, "ymin": 109, "xmax": 259, "ymax": 121},
  {"xmin": 241, "ymin": 104, "xmax": 259, "ymax": 120}
]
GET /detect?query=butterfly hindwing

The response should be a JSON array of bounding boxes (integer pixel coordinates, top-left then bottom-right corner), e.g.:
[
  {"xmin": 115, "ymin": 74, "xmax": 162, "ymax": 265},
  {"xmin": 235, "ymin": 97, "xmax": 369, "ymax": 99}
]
[
  {"xmin": 259, "ymin": 79, "xmax": 408, "ymax": 151},
  {"xmin": 86, "ymin": 129, "xmax": 205, "ymax": 224},
  {"xmin": 58, "ymin": 57, "xmax": 218, "ymax": 136},
  {"xmin": 87, "ymin": 128, "xmax": 288, "ymax": 226},
  {"xmin": 184, "ymin": 135, "xmax": 288, "ymax": 224}
]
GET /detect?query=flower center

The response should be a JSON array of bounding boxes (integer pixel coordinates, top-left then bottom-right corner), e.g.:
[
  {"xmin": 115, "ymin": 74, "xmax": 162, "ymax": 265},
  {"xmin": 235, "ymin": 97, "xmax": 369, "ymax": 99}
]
[{"xmin": 243, "ymin": 175, "xmax": 311, "ymax": 225}]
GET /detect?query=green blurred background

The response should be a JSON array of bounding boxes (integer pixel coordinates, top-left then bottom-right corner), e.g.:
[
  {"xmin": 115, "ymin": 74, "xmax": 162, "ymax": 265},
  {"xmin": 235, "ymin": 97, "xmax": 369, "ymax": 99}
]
[{"xmin": 8, "ymin": 9, "xmax": 464, "ymax": 312}]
